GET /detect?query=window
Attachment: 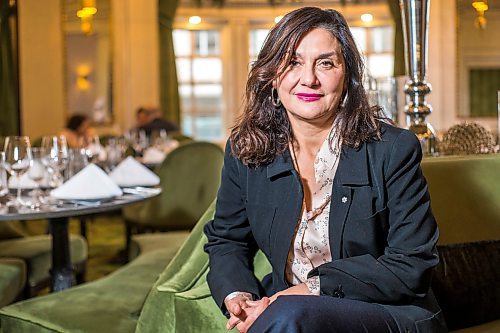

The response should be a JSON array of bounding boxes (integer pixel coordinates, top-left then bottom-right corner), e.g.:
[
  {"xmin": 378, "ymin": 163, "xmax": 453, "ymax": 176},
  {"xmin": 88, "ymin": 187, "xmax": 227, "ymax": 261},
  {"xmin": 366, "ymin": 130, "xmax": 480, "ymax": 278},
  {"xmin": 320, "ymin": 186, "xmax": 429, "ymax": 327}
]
[
  {"xmin": 173, "ymin": 9, "xmax": 395, "ymax": 142},
  {"xmin": 173, "ymin": 29, "xmax": 224, "ymax": 141},
  {"xmin": 350, "ymin": 26, "xmax": 394, "ymax": 78},
  {"xmin": 249, "ymin": 28, "xmax": 269, "ymax": 63}
]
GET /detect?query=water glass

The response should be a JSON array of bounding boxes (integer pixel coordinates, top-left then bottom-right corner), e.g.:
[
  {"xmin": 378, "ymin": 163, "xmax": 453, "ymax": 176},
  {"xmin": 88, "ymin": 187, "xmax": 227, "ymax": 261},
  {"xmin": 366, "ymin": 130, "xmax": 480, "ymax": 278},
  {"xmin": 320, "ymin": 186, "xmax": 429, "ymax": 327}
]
[
  {"xmin": 41, "ymin": 135, "xmax": 69, "ymax": 187},
  {"xmin": 105, "ymin": 137, "xmax": 123, "ymax": 172},
  {"xmin": 0, "ymin": 152, "xmax": 9, "ymax": 198},
  {"xmin": 85, "ymin": 135, "xmax": 102, "ymax": 163},
  {"xmin": 67, "ymin": 148, "xmax": 89, "ymax": 179},
  {"xmin": 3, "ymin": 136, "xmax": 32, "ymax": 206},
  {"xmin": 28, "ymin": 147, "xmax": 48, "ymax": 207}
]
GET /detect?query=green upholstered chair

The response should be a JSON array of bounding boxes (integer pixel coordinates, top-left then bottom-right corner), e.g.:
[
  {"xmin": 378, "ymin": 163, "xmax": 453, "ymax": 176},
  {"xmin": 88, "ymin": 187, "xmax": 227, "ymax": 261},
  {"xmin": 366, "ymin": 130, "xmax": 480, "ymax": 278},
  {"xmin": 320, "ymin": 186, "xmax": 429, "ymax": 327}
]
[
  {"xmin": 122, "ymin": 141, "xmax": 224, "ymax": 257},
  {"xmin": 0, "ymin": 221, "xmax": 87, "ymax": 297},
  {"xmin": 0, "ymin": 230, "xmax": 188, "ymax": 333},
  {"xmin": 0, "ymin": 258, "xmax": 26, "ymax": 307},
  {"xmin": 0, "ymin": 233, "xmax": 88, "ymax": 298}
]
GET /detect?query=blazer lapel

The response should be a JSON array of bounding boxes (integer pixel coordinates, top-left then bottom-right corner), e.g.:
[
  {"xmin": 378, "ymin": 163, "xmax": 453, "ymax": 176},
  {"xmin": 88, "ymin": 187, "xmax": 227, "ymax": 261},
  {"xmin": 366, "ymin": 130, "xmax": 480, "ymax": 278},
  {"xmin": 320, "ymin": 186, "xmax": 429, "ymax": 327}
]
[
  {"xmin": 329, "ymin": 143, "xmax": 370, "ymax": 260},
  {"xmin": 267, "ymin": 149, "xmax": 304, "ymax": 286}
]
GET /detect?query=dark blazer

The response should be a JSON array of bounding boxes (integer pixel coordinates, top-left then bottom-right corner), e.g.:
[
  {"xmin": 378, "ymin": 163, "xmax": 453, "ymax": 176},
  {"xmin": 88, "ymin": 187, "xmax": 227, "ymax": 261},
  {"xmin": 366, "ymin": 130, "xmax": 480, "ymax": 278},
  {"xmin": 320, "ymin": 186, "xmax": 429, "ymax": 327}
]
[{"xmin": 204, "ymin": 123, "xmax": 447, "ymax": 332}]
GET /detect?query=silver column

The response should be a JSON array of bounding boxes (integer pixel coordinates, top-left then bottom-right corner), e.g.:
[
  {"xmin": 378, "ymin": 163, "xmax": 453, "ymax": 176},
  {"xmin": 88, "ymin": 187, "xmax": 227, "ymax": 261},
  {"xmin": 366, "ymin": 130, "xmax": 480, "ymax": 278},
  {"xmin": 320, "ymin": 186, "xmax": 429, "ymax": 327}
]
[{"xmin": 400, "ymin": 0, "xmax": 437, "ymax": 155}]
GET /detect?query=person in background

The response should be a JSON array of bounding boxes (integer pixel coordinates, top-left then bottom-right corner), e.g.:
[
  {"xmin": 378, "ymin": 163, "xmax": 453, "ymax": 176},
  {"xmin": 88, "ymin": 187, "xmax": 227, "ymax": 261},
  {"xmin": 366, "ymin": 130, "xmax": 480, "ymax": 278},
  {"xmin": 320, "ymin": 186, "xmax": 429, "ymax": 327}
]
[
  {"xmin": 60, "ymin": 114, "xmax": 97, "ymax": 148},
  {"xmin": 136, "ymin": 106, "xmax": 180, "ymax": 137},
  {"xmin": 203, "ymin": 7, "xmax": 446, "ymax": 333}
]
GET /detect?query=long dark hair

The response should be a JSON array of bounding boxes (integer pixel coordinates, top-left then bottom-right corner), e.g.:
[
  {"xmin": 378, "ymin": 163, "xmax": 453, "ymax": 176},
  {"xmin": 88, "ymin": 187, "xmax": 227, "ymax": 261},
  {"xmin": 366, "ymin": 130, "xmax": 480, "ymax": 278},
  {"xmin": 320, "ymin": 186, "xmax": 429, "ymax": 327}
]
[{"xmin": 230, "ymin": 7, "xmax": 382, "ymax": 166}]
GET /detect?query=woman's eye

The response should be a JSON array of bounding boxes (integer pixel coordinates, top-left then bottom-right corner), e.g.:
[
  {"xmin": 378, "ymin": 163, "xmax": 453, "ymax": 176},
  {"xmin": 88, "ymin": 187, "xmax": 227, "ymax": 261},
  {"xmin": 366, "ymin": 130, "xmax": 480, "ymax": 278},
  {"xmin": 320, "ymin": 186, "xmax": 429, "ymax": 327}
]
[
  {"xmin": 318, "ymin": 60, "xmax": 334, "ymax": 69},
  {"xmin": 290, "ymin": 59, "xmax": 300, "ymax": 67}
]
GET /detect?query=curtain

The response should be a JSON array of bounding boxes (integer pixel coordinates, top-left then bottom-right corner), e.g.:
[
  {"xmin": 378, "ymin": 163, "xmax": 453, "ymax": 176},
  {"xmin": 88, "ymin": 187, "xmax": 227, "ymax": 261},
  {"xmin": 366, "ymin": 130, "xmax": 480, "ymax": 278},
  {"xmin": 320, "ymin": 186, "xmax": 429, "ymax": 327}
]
[
  {"xmin": 469, "ymin": 69, "xmax": 500, "ymax": 117},
  {"xmin": 158, "ymin": 0, "xmax": 181, "ymax": 126},
  {"xmin": 0, "ymin": 0, "xmax": 20, "ymax": 136},
  {"xmin": 387, "ymin": 0, "xmax": 405, "ymax": 77}
]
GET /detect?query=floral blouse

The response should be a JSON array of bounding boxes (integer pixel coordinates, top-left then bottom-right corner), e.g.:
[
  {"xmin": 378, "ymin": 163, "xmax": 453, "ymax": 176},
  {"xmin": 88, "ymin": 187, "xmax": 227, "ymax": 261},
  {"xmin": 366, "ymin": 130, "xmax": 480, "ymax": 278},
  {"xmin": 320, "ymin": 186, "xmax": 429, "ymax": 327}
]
[{"xmin": 286, "ymin": 127, "xmax": 341, "ymax": 295}]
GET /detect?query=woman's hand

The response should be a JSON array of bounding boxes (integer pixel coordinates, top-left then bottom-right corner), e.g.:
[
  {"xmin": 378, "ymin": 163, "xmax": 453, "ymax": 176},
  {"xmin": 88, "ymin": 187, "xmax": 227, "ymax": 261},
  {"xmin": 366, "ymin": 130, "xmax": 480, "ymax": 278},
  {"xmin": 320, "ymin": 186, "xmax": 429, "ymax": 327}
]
[
  {"xmin": 225, "ymin": 294, "xmax": 251, "ymax": 331},
  {"xmin": 269, "ymin": 282, "xmax": 311, "ymax": 303},
  {"xmin": 226, "ymin": 283, "xmax": 311, "ymax": 332},
  {"xmin": 231, "ymin": 297, "xmax": 271, "ymax": 333}
]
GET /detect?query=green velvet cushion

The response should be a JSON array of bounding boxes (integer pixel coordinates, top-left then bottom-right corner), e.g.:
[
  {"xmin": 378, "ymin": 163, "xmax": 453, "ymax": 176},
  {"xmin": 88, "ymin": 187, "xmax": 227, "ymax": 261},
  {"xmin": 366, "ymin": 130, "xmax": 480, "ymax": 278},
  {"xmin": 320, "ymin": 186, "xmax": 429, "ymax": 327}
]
[
  {"xmin": 0, "ymin": 259, "xmax": 26, "ymax": 307},
  {"xmin": 0, "ymin": 235, "xmax": 87, "ymax": 288},
  {"xmin": 128, "ymin": 232, "xmax": 190, "ymax": 261},
  {"xmin": 0, "ymin": 240, "xmax": 186, "ymax": 333},
  {"xmin": 432, "ymin": 240, "xmax": 500, "ymax": 331},
  {"xmin": 135, "ymin": 204, "xmax": 215, "ymax": 333},
  {"xmin": 421, "ymin": 155, "xmax": 500, "ymax": 245},
  {"xmin": 0, "ymin": 222, "xmax": 28, "ymax": 240},
  {"xmin": 135, "ymin": 201, "xmax": 273, "ymax": 333}
]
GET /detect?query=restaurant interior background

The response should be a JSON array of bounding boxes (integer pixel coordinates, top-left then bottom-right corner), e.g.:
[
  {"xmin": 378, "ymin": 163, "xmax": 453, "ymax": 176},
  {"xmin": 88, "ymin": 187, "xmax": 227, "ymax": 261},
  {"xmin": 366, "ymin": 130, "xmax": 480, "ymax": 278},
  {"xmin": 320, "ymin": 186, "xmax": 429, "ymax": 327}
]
[{"xmin": 2, "ymin": 0, "xmax": 499, "ymax": 145}]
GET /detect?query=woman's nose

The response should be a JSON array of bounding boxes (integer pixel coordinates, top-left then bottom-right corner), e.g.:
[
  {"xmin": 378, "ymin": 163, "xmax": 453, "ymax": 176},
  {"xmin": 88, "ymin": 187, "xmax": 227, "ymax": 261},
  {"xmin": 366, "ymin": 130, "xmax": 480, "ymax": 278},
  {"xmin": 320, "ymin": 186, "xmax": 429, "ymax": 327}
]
[{"xmin": 299, "ymin": 66, "xmax": 319, "ymax": 87}]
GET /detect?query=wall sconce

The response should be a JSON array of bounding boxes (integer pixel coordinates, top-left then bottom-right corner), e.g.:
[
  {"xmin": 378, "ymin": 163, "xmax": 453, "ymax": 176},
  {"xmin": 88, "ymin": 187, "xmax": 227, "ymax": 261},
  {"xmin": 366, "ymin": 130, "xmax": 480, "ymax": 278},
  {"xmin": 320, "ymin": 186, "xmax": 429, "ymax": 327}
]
[
  {"xmin": 76, "ymin": 65, "xmax": 91, "ymax": 91},
  {"xmin": 472, "ymin": 1, "xmax": 488, "ymax": 29},
  {"xmin": 76, "ymin": 0, "xmax": 98, "ymax": 35}
]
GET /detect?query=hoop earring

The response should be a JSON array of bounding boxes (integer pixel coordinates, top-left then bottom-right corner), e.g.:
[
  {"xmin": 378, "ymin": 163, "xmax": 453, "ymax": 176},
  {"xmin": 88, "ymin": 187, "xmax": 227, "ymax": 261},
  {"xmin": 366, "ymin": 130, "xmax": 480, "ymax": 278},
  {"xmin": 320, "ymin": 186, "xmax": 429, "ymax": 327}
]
[{"xmin": 271, "ymin": 87, "xmax": 282, "ymax": 108}]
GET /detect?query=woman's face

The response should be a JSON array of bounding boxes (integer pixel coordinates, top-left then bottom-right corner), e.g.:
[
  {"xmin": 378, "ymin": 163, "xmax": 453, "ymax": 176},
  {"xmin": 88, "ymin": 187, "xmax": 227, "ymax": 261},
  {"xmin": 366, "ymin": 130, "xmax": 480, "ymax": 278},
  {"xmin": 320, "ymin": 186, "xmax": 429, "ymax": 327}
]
[{"xmin": 276, "ymin": 28, "xmax": 346, "ymax": 124}]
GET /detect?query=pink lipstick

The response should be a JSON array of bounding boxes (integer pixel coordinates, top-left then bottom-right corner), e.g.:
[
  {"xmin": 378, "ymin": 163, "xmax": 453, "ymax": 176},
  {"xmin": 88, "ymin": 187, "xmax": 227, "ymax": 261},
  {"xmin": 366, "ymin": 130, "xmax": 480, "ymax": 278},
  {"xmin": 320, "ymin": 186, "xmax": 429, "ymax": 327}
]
[{"xmin": 296, "ymin": 93, "xmax": 322, "ymax": 102}]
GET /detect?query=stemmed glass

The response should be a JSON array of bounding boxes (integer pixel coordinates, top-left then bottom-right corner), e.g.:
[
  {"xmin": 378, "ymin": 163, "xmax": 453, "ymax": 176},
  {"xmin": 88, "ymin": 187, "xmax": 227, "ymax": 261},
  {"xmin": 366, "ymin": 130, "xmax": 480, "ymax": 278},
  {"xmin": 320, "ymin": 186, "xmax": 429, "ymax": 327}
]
[
  {"xmin": 27, "ymin": 147, "xmax": 48, "ymax": 208},
  {"xmin": 41, "ymin": 136, "xmax": 69, "ymax": 188},
  {"xmin": 0, "ymin": 153, "xmax": 8, "ymax": 213},
  {"xmin": 3, "ymin": 136, "xmax": 32, "ymax": 207},
  {"xmin": 85, "ymin": 135, "xmax": 102, "ymax": 163}
]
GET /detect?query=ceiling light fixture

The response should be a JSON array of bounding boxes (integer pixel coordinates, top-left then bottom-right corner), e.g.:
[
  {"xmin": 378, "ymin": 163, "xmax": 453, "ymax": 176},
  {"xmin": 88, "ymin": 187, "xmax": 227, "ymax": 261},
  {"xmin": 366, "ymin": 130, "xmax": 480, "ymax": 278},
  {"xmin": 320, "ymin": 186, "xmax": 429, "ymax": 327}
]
[
  {"xmin": 189, "ymin": 16, "xmax": 202, "ymax": 25},
  {"xmin": 472, "ymin": 1, "xmax": 488, "ymax": 29},
  {"xmin": 361, "ymin": 13, "xmax": 373, "ymax": 24}
]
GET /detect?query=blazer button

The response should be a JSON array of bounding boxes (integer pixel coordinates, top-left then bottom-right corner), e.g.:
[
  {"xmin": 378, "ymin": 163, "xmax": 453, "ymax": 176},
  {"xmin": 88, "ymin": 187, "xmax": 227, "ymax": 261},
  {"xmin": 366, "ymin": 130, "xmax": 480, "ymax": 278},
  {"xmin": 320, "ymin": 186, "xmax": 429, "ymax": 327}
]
[{"xmin": 333, "ymin": 286, "xmax": 345, "ymax": 298}]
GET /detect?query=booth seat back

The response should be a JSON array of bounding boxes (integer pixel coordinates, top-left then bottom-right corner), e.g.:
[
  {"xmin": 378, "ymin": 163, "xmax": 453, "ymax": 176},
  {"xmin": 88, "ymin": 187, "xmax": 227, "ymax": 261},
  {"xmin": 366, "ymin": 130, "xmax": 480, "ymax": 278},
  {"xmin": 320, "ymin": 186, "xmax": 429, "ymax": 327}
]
[
  {"xmin": 421, "ymin": 154, "xmax": 500, "ymax": 331},
  {"xmin": 135, "ymin": 201, "xmax": 272, "ymax": 333},
  {"xmin": 137, "ymin": 155, "xmax": 500, "ymax": 333},
  {"xmin": 421, "ymin": 155, "xmax": 500, "ymax": 245}
]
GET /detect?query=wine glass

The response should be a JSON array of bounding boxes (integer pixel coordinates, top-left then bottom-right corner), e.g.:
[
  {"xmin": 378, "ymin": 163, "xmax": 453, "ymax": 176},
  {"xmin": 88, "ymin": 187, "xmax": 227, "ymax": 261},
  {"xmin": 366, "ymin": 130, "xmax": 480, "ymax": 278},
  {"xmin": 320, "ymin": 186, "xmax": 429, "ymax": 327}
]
[
  {"xmin": 41, "ymin": 135, "xmax": 69, "ymax": 188},
  {"xmin": 85, "ymin": 135, "xmax": 102, "ymax": 163},
  {"xmin": 27, "ymin": 147, "xmax": 48, "ymax": 208},
  {"xmin": 104, "ymin": 137, "xmax": 123, "ymax": 172},
  {"xmin": 3, "ymin": 136, "xmax": 32, "ymax": 206},
  {"xmin": 0, "ymin": 151, "xmax": 9, "ymax": 193}
]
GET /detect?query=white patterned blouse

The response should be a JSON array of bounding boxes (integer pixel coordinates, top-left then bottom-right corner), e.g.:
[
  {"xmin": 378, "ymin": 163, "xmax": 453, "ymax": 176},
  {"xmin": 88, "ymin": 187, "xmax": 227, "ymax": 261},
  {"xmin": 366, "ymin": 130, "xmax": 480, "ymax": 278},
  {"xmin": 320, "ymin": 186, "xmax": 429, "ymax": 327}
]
[{"xmin": 286, "ymin": 127, "xmax": 341, "ymax": 295}]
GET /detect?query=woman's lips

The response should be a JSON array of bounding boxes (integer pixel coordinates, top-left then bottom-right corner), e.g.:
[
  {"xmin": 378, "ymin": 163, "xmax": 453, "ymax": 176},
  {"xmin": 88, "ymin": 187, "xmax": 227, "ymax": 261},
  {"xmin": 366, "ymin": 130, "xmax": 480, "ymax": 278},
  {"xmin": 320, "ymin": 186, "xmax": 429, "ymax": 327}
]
[{"xmin": 296, "ymin": 93, "xmax": 322, "ymax": 102}]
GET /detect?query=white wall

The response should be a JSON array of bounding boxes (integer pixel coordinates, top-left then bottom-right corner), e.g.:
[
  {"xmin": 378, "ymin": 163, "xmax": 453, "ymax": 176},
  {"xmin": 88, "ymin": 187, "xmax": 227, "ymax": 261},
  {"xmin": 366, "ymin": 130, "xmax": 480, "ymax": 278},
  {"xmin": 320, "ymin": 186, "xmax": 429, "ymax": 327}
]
[
  {"xmin": 457, "ymin": 5, "xmax": 500, "ymax": 132},
  {"xmin": 18, "ymin": 0, "xmax": 66, "ymax": 138},
  {"xmin": 112, "ymin": 0, "xmax": 160, "ymax": 132},
  {"xmin": 17, "ymin": 0, "xmax": 160, "ymax": 137},
  {"xmin": 425, "ymin": 0, "xmax": 457, "ymax": 134}
]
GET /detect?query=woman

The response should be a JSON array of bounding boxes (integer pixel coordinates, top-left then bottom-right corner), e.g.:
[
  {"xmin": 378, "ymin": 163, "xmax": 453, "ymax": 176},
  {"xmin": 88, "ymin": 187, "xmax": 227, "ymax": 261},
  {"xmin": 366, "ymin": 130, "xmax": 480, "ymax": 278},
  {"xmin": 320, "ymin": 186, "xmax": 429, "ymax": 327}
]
[
  {"xmin": 60, "ymin": 114, "xmax": 97, "ymax": 148},
  {"xmin": 204, "ymin": 7, "xmax": 446, "ymax": 333}
]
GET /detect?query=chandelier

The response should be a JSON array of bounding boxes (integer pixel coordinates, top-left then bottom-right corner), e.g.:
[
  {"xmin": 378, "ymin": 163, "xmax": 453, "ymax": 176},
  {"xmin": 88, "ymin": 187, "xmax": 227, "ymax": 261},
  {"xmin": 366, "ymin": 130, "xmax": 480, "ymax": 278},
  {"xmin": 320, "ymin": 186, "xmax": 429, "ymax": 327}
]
[
  {"xmin": 77, "ymin": 0, "xmax": 98, "ymax": 35},
  {"xmin": 472, "ymin": 1, "xmax": 488, "ymax": 29}
]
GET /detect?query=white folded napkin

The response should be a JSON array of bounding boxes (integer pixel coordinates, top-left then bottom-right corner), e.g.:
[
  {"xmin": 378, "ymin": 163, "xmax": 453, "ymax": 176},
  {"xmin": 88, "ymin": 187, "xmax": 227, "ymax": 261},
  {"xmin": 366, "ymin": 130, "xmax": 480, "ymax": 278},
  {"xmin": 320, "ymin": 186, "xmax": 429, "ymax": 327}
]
[
  {"xmin": 50, "ymin": 164, "xmax": 123, "ymax": 200},
  {"xmin": 142, "ymin": 147, "xmax": 166, "ymax": 164},
  {"xmin": 109, "ymin": 156, "xmax": 160, "ymax": 187}
]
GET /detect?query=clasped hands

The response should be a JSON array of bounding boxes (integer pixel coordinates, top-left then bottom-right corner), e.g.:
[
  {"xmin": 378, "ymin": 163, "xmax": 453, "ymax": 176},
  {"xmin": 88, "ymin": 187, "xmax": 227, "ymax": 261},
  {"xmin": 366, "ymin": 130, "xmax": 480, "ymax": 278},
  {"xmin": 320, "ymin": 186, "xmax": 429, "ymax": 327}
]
[{"xmin": 225, "ymin": 282, "xmax": 310, "ymax": 333}]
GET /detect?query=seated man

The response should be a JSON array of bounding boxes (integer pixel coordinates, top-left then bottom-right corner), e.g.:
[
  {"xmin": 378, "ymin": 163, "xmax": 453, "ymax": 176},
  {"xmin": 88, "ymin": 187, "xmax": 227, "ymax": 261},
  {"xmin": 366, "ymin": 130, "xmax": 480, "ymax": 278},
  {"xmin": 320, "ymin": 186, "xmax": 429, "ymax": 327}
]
[{"xmin": 136, "ymin": 106, "xmax": 180, "ymax": 137}]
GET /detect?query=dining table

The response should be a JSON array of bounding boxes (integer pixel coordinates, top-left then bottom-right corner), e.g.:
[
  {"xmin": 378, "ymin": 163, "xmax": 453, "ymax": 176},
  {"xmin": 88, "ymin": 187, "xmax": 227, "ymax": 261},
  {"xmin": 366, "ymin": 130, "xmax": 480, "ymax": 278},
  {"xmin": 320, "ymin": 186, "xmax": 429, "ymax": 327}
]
[{"xmin": 0, "ymin": 189, "xmax": 160, "ymax": 292}]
